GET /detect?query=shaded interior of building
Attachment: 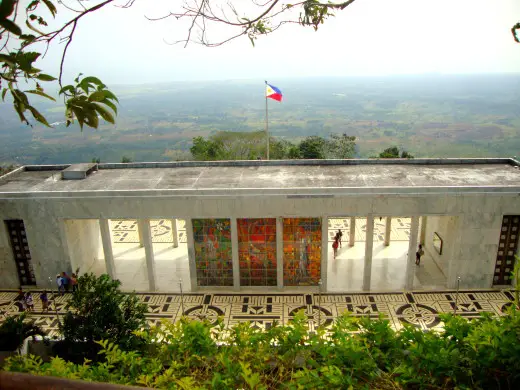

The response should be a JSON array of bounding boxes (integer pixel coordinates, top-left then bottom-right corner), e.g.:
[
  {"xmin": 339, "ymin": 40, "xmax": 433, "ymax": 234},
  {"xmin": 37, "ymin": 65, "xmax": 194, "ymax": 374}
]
[{"xmin": 62, "ymin": 216, "xmax": 456, "ymax": 293}]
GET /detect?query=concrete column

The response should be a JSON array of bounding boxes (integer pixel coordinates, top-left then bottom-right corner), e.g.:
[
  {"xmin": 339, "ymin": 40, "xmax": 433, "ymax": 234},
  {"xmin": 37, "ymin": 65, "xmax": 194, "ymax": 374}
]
[
  {"xmin": 171, "ymin": 219, "xmax": 179, "ymax": 248},
  {"xmin": 420, "ymin": 216, "xmax": 427, "ymax": 245},
  {"xmin": 405, "ymin": 216, "xmax": 420, "ymax": 290},
  {"xmin": 137, "ymin": 220, "xmax": 144, "ymax": 248},
  {"xmin": 276, "ymin": 217, "xmax": 284, "ymax": 289},
  {"xmin": 231, "ymin": 218, "xmax": 240, "ymax": 290},
  {"xmin": 186, "ymin": 219, "xmax": 197, "ymax": 291},
  {"xmin": 363, "ymin": 215, "xmax": 374, "ymax": 291},
  {"xmin": 138, "ymin": 219, "xmax": 156, "ymax": 291},
  {"xmin": 321, "ymin": 216, "xmax": 328, "ymax": 291},
  {"xmin": 349, "ymin": 217, "xmax": 356, "ymax": 247},
  {"xmin": 384, "ymin": 217, "xmax": 392, "ymax": 246},
  {"xmin": 99, "ymin": 218, "xmax": 116, "ymax": 279}
]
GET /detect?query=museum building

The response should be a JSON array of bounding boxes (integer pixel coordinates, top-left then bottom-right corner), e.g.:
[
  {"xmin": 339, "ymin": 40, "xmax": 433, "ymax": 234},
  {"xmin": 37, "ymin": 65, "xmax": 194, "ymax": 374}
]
[{"xmin": 0, "ymin": 158, "xmax": 519, "ymax": 293}]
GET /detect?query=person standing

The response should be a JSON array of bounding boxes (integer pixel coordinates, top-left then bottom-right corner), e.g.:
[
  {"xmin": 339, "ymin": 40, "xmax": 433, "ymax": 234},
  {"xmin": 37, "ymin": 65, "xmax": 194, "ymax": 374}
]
[
  {"xmin": 61, "ymin": 272, "xmax": 70, "ymax": 292},
  {"xmin": 415, "ymin": 244, "xmax": 425, "ymax": 265},
  {"xmin": 25, "ymin": 292, "xmax": 34, "ymax": 312},
  {"xmin": 40, "ymin": 290, "xmax": 50, "ymax": 312},
  {"xmin": 15, "ymin": 287, "xmax": 26, "ymax": 312},
  {"xmin": 332, "ymin": 237, "xmax": 339, "ymax": 259},
  {"xmin": 56, "ymin": 274, "xmax": 64, "ymax": 295},
  {"xmin": 71, "ymin": 273, "xmax": 78, "ymax": 293},
  {"xmin": 337, "ymin": 229, "xmax": 343, "ymax": 248}
]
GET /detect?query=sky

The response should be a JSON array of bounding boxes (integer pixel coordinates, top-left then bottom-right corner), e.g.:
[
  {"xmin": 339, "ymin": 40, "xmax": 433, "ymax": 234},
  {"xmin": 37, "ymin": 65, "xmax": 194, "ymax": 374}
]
[{"xmin": 25, "ymin": 0, "xmax": 520, "ymax": 85}]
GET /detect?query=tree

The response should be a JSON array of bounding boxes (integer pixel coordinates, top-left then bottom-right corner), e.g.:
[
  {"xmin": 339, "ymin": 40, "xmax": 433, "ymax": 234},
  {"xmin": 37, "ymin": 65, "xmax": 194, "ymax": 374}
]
[
  {"xmin": 58, "ymin": 273, "xmax": 147, "ymax": 362},
  {"xmin": 121, "ymin": 155, "xmax": 132, "ymax": 163},
  {"xmin": 0, "ymin": 164, "xmax": 18, "ymax": 176},
  {"xmin": 378, "ymin": 146, "xmax": 414, "ymax": 159},
  {"xmin": 325, "ymin": 133, "xmax": 357, "ymax": 159},
  {"xmin": 299, "ymin": 135, "xmax": 326, "ymax": 159}
]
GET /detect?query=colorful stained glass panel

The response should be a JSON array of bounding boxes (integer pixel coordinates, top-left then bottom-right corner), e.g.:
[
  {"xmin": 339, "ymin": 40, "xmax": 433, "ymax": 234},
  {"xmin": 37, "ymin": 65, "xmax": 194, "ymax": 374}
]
[
  {"xmin": 237, "ymin": 218, "xmax": 277, "ymax": 286},
  {"xmin": 192, "ymin": 219, "xmax": 233, "ymax": 286},
  {"xmin": 283, "ymin": 218, "xmax": 321, "ymax": 286}
]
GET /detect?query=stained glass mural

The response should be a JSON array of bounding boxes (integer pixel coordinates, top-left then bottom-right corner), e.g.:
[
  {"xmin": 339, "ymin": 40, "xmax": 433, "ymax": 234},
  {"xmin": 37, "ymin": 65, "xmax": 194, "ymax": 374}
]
[
  {"xmin": 283, "ymin": 218, "xmax": 322, "ymax": 286},
  {"xmin": 238, "ymin": 218, "xmax": 277, "ymax": 286},
  {"xmin": 192, "ymin": 219, "xmax": 233, "ymax": 286}
]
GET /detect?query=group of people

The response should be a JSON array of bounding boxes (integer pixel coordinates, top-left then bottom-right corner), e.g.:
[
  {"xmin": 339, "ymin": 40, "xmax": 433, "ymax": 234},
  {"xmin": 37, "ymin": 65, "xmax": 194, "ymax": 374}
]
[
  {"xmin": 332, "ymin": 229, "xmax": 343, "ymax": 259},
  {"xmin": 56, "ymin": 271, "xmax": 78, "ymax": 295},
  {"xmin": 15, "ymin": 288, "xmax": 50, "ymax": 312}
]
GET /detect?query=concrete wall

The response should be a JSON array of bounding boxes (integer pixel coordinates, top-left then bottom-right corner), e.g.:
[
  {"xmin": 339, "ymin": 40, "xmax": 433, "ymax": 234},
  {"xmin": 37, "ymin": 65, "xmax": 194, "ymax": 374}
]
[
  {"xmin": 0, "ymin": 220, "xmax": 19, "ymax": 288},
  {"xmin": 0, "ymin": 190, "xmax": 516, "ymax": 291},
  {"xmin": 423, "ymin": 216, "xmax": 458, "ymax": 278},
  {"xmin": 63, "ymin": 219, "xmax": 104, "ymax": 276}
]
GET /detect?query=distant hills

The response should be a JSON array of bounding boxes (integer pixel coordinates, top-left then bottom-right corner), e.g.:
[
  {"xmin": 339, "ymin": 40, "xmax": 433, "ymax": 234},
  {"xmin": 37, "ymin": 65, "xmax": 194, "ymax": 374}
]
[{"xmin": 0, "ymin": 74, "xmax": 519, "ymax": 165}]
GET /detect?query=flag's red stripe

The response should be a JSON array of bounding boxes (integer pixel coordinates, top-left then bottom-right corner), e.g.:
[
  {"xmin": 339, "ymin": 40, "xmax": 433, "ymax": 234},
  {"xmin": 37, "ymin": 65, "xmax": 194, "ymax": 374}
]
[{"xmin": 267, "ymin": 93, "xmax": 282, "ymax": 102}]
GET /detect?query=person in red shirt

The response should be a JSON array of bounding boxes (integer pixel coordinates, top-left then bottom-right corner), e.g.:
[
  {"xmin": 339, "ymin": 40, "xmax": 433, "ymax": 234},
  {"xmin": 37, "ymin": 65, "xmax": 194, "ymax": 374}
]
[{"xmin": 332, "ymin": 238, "xmax": 339, "ymax": 259}]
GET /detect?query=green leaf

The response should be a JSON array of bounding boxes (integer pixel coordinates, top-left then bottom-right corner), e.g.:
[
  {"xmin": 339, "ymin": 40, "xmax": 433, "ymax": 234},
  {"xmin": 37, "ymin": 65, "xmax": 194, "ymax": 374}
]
[
  {"xmin": 70, "ymin": 106, "xmax": 86, "ymax": 130},
  {"xmin": 59, "ymin": 85, "xmax": 75, "ymax": 95},
  {"xmin": 102, "ymin": 90, "xmax": 119, "ymax": 103},
  {"xmin": 82, "ymin": 76, "xmax": 104, "ymax": 86},
  {"xmin": 25, "ymin": 20, "xmax": 44, "ymax": 35},
  {"xmin": 0, "ymin": 19, "xmax": 22, "ymax": 36},
  {"xmin": 88, "ymin": 91, "xmax": 105, "ymax": 102},
  {"xmin": 0, "ymin": 53, "xmax": 15, "ymax": 67},
  {"xmin": 1, "ymin": 88, "xmax": 7, "ymax": 102},
  {"xmin": 42, "ymin": 0, "xmax": 57, "ymax": 17},
  {"xmin": 101, "ymin": 98, "xmax": 118, "ymax": 115},
  {"xmin": 0, "ymin": 0, "xmax": 16, "ymax": 19},
  {"xmin": 26, "ymin": 1, "xmax": 40, "ymax": 12},
  {"xmin": 26, "ymin": 89, "xmax": 56, "ymax": 101},
  {"xmin": 36, "ymin": 73, "xmax": 57, "ymax": 81},
  {"xmin": 94, "ymin": 103, "xmax": 115, "ymax": 124},
  {"xmin": 28, "ymin": 105, "xmax": 51, "ymax": 127}
]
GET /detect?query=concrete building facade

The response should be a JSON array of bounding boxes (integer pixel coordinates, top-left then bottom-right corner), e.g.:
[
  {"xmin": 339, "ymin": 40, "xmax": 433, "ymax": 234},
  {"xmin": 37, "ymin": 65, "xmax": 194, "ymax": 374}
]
[{"xmin": 1, "ymin": 159, "xmax": 519, "ymax": 293}]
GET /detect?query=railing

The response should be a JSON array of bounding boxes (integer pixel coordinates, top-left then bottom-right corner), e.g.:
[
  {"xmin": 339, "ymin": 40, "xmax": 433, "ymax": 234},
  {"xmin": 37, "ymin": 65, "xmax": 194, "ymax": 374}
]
[{"xmin": 0, "ymin": 371, "xmax": 148, "ymax": 390}]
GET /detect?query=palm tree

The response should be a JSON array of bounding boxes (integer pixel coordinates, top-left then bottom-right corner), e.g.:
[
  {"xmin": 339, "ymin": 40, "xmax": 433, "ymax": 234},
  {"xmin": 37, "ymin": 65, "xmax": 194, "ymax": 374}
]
[{"xmin": 0, "ymin": 313, "xmax": 46, "ymax": 351}]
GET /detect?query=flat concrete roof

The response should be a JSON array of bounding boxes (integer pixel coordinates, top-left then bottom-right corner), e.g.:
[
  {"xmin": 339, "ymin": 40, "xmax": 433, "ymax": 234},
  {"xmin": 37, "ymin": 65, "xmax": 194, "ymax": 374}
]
[{"xmin": 1, "ymin": 159, "xmax": 520, "ymax": 196}]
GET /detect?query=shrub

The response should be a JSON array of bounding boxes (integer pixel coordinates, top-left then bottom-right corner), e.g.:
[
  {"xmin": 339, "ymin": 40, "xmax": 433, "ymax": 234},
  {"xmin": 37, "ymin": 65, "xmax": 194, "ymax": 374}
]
[
  {"xmin": 4, "ymin": 309, "xmax": 520, "ymax": 389},
  {"xmin": 0, "ymin": 313, "xmax": 46, "ymax": 351},
  {"xmin": 55, "ymin": 273, "xmax": 147, "ymax": 363}
]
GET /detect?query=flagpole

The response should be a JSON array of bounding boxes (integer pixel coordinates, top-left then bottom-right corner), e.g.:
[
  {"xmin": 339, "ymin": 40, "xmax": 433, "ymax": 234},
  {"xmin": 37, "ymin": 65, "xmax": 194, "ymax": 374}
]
[{"xmin": 265, "ymin": 81, "xmax": 269, "ymax": 160}]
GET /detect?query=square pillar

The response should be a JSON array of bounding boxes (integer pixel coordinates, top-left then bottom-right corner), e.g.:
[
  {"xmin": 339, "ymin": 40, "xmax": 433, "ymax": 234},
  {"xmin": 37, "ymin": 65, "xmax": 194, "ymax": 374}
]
[
  {"xmin": 405, "ymin": 216, "xmax": 420, "ymax": 290},
  {"xmin": 420, "ymin": 216, "xmax": 427, "ymax": 245},
  {"xmin": 171, "ymin": 219, "xmax": 179, "ymax": 248},
  {"xmin": 363, "ymin": 215, "xmax": 374, "ymax": 291},
  {"xmin": 349, "ymin": 217, "xmax": 356, "ymax": 247},
  {"xmin": 384, "ymin": 217, "xmax": 392, "ymax": 246},
  {"xmin": 138, "ymin": 219, "xmax": 156, "ymax": 291},
  {"xmin": 99, "ymin": 218, "xmax": 116, "ymax": 279},
  {"xmin": 276, "ymin": 217, "xmax": 284, "ymax": 289},
  {"xmin": 138, "ymin": 220, "xmax": 144, "ymax": 248},
  {"xmin": 230, "ymin": 218, "xmax": 240, "ymax": 290},
  {"xmin": 321, "ymin": 216, "xmax": 329, "ymax": 291},
  {"xmin": 185, "ymin": 218, "xmax": 197, "ymax": 291}
]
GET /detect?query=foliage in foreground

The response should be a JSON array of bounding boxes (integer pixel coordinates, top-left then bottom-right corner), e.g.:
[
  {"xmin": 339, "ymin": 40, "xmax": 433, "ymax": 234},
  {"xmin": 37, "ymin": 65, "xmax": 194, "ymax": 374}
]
[
  {"xmin": 56, "ymin": 273, "xmax": 147, "ymax": 362},
  {"xmin": 4, "ymin": 308, "xmax": 520, "ymax": 389},
  {"xmin": 0, "ymin": 313, "xmax": 46, "ymax": 351}
]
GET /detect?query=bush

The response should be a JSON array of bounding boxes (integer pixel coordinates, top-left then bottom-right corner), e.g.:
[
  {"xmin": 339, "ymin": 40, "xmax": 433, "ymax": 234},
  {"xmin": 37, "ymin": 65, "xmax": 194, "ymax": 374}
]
[
  {"xmin": 0, "ymin": 313, "xmax": 46, "ymax": 351},
  {"xmin": 55, "ymin": 273, "xmax": 147, "ymax": 363},
  {"xmin": 4, "ymin": 308, "xmax": 520, "ymax": 389}
]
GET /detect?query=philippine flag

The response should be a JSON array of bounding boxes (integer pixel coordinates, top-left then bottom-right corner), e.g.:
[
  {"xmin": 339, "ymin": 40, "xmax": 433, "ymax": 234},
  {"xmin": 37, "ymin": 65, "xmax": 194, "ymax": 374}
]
[{"xmin": 265, "ymin": 82, "xmax": 282, "ymax": 102}]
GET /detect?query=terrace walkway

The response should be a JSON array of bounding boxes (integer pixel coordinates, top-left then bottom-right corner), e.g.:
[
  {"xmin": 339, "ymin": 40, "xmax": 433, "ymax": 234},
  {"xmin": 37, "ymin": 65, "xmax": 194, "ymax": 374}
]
[{"xmin": 0, "ymin": 289, "xmax": 514, "ymax": 336}]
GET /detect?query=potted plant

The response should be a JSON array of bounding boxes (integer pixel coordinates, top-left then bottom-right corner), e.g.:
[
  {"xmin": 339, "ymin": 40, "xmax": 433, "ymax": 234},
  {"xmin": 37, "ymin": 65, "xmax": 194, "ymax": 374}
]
[{"xmin": 0, "ymin": 313, "xmax": 46, "ymax": 367}]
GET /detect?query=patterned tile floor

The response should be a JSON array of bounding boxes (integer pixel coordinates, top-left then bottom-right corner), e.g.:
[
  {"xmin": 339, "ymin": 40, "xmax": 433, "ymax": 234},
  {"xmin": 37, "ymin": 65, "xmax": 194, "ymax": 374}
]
[{"xmin": 0, "ymin": 289, "xmax": 513, "ymax": 337}]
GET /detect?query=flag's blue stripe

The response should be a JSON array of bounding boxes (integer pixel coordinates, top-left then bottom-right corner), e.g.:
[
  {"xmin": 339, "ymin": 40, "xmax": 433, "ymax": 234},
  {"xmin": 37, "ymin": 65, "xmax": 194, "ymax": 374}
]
[{"xmin": 268, "ymin": 84, "xmax": 282, "ymax": 95}]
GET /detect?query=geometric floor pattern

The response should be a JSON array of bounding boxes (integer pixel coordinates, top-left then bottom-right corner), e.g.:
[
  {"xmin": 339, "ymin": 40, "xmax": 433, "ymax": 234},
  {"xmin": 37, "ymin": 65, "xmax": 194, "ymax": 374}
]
[{"xmin": 0, "ymin": 289, "xmax": 513, "ymax": 337}]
